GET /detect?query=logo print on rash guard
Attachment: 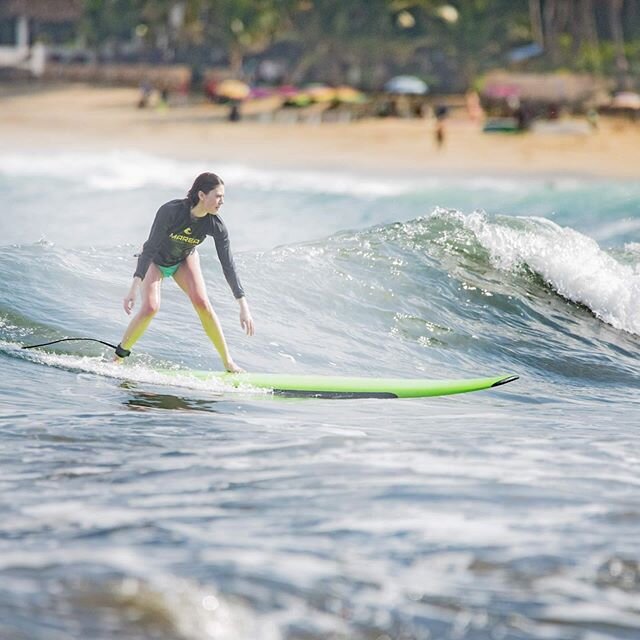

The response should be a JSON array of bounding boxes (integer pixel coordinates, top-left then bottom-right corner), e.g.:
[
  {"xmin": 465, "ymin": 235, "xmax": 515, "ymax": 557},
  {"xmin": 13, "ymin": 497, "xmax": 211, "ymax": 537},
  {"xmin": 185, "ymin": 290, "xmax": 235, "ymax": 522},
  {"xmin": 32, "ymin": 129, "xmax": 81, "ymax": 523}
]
[{"xmin": 170, "ymin": 228, "xmax": 200, "ymax": 244}]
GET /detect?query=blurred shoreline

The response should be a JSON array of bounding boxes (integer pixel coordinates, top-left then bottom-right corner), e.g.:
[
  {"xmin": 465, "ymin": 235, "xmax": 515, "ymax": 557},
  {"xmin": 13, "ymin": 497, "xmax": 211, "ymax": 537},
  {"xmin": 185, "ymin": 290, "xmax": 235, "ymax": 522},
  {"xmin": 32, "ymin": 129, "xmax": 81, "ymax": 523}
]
[{"xmin": 1, "ymin": 82, "xmax": 639, "ymax": 181}]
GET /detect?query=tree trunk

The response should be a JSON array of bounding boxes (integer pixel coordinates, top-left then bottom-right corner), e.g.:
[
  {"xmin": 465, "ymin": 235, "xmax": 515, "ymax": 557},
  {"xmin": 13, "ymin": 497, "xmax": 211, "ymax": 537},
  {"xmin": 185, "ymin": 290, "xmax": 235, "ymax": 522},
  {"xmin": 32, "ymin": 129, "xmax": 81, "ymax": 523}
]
[
  {"xmin": 556, "ymin": 0, "xmax": 572, "ymax": 32},
  {"xmin": 576, "ymin": 0, "xmax": 601, "ymax": 71},
  {"xmin": 543, "ymin": 0, "xmax": 559, "ymax": 63},
  {"xmin": 529, "ymin": 0, "xmax": 543, "ymax": 45},
  {"xmin": 608, "ymin": 0, "xmax": 630, "ymax": 87},
  {"xmin": 229, "ymin": 44, "xmax": 244, "ymax": 79},
  {"xmin": 581, "ymin": 0, "xmax": 600, "ymax": 49}
]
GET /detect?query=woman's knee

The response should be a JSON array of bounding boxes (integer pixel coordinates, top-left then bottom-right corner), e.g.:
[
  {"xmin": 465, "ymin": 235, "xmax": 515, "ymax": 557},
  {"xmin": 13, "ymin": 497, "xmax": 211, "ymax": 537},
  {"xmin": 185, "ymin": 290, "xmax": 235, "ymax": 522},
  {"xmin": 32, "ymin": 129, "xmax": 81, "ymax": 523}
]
[
  {"xmin": 140, "ymin": 297, "xmax": 161, "ymax": 316},
  {"xmin": 191, "ymin": 294, "xmax": 212, "ymax": 313}
]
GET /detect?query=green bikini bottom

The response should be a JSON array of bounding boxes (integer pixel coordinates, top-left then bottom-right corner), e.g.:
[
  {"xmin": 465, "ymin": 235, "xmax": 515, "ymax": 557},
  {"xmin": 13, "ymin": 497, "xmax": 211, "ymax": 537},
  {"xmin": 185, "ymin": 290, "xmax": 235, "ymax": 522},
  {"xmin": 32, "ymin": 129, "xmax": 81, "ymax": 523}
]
[{"xmin": 156, "ymin": 262, "xmax": 181, "ymax": 278}]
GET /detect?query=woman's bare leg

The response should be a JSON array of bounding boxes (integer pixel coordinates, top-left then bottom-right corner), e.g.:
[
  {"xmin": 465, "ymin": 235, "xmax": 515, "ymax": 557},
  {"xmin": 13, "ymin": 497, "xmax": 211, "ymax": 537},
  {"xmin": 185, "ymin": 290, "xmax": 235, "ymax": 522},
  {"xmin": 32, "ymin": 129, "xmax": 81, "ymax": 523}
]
[
  {"xmin": 117, "ymin": 264, "xmax": 163, "ymax": 357},
  {"xmin": 173, "ymin": 252, "xmax": 240, "ymax": 372}
]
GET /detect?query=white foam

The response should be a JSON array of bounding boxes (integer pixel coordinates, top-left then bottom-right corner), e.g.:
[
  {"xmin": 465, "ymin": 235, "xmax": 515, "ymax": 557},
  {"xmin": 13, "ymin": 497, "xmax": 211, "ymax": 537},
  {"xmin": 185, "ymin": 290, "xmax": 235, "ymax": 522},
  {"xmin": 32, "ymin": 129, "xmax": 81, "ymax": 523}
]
[
  {"xmin": 434, "ymin": 210, "xmax": 640, "ymax": 336},
  {"xmin": 593, "ymin": 217, "xmax": 640, "ymax": 242},
  {"xmin": 0, "ymin": 149, "xmax": 420, "ymax": 197},
  {"xmin": 2, "ymin": 342, "xmax": 269, "ymax": 396},
  {"xmin": 0, "ymin": 150, "xmax": 201, "ymax": 190}
]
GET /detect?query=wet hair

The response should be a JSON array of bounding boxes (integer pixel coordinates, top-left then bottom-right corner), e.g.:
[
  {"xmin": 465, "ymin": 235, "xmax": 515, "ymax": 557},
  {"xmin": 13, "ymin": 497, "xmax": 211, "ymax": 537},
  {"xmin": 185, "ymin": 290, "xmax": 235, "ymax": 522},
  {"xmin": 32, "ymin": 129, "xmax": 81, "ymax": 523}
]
[{"xmin": 187, "ymin": 172, "xmax": 224, "ymax": 207}]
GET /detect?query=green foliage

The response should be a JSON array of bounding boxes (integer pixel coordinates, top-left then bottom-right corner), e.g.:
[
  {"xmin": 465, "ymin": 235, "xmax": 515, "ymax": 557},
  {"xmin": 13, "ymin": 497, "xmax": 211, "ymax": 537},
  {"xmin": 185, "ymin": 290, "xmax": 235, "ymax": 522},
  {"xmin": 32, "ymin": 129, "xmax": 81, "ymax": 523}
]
[{"xmin": 75, "ymin": 0, "xmax": 640, "ymax": 87}]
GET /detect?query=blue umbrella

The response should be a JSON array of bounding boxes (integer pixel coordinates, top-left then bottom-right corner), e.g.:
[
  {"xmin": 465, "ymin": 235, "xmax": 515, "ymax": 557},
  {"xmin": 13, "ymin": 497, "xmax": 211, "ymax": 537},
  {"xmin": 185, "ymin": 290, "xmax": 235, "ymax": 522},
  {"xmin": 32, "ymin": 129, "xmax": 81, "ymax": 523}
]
[
  {"xmin": 507, "ymin": 42, "xmax": 544, "ymax": 64},
  {"xmin": 384, "ymin": 75, "xmax": 428, "ymax": 95}
]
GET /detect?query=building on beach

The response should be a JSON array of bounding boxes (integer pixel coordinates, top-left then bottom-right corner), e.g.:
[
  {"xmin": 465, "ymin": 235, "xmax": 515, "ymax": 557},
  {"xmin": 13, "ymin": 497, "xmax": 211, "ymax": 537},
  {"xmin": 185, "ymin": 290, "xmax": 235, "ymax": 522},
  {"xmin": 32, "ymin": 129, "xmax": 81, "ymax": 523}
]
[{"xmin": 0, "ymin": 0, "xmax": 82, "ymax": 75}]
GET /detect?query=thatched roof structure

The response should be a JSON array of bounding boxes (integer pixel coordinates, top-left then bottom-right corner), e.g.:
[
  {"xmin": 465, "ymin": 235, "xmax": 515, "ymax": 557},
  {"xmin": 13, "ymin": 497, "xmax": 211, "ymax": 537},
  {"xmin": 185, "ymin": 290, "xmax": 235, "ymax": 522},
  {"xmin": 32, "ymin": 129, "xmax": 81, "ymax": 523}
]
[
  {"xmin": 481, "ymin": 71, "xmax": 612, "ymax": 107},
  {"xmin": 0, "ymin": 0, "xmax": 83, "ymax": 22}
]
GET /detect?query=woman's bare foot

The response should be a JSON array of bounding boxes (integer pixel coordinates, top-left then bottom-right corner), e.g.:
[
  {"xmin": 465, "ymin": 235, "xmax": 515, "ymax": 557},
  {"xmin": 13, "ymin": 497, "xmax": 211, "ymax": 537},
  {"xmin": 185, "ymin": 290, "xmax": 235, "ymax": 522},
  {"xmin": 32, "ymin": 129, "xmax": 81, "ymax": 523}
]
[{"xmin": 224, "ymin": 359, "xmax": 245, "ymax": 373}]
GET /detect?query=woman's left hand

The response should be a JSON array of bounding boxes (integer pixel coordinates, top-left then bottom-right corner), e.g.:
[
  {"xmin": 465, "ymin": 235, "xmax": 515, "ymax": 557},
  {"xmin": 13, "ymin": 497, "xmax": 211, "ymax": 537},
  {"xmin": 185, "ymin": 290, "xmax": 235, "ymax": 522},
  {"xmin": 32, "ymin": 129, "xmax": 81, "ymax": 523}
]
[
  {"xmin": 238, "ymin": 298, "xmax": 254, "ymax": 336},
  {"xmin": 240, "ymin": 308, "xmax": 255, "ymax": 336}
]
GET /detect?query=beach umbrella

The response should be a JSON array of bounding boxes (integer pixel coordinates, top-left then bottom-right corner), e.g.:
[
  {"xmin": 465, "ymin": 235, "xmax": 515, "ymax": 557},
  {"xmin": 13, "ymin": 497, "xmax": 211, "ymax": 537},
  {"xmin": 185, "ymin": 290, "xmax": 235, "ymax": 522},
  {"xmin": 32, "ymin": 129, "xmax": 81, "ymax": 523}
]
[
  {"xmin": 305, "ymin": 84, "xmax": 337, "ymax": 103},
  {"xmin": 484, "ymin": 82, "xmax": 520, "ymax": 99},
  {"xmin": 384, "ymin": 75, "xmax": 428, "ymax": 95},
  {"xmin": 334, "ymin": 85, "xmax": 367, "ymax": 104},
  {"xmin": 216, "ymin": 79, "xmax": 250, "ymax": 101},
  {"xmin": 288, "ymin": 92, "xmax": 312, "ymax": 107},
  {"xmin": 611, "ymin": 91, "xmax": 640, "ymax": 110},
  {"xmin": 248, "ymin": 86, "xmax": 274, "ymax": 99},
  {"xmin": 278, "ymin": 85, "xmax": 312, "ymax": 107},
  {"xmin": 277, "ymin": 84, "xmax": 300, "ymax": 98},
  {"xmin": 507, "ymin": 42, "xmax": 544, "ymax": 64}
]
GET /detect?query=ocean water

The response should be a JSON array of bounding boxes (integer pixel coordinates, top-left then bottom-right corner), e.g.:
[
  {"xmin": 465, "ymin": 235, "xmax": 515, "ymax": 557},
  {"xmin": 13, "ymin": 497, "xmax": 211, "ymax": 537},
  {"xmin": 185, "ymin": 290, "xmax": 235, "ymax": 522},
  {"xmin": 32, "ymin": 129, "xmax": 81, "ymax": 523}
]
[{"xmin": 1, "ymin": 149, "xmax": 639, "ymax": 640}]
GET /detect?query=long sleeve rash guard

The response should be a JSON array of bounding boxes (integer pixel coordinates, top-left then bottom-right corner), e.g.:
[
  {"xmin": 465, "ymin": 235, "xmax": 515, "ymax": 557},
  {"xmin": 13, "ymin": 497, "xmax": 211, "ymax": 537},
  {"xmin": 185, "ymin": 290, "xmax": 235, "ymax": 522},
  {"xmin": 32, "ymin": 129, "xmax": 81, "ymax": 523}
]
[{"xmin": 133, "ymin": 198, "xmax": 245, "ymax": 299}]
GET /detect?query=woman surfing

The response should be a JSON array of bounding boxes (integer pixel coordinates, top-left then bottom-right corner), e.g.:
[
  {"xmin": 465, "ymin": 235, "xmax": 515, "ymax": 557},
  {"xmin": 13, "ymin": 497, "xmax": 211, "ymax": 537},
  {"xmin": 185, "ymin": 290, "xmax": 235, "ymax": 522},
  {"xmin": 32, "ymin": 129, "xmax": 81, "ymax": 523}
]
[{"xmin": 115, "ymin": 172, "xmax": 254, "ymax": 372}]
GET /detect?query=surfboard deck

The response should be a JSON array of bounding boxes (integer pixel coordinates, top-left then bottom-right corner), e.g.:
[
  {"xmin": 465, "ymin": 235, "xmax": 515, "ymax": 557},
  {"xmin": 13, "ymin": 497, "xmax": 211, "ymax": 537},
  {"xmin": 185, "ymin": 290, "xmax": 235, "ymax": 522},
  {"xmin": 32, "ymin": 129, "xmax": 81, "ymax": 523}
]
[{"xmin": 157, "ymin": 370, "xmax": 519, "ymax": 399}]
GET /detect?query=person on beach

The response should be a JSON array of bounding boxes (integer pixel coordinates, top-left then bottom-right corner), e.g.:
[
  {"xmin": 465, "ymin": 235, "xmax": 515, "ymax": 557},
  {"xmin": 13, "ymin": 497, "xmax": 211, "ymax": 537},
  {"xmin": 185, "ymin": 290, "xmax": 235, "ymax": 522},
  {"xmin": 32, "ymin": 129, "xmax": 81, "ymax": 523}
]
[
  {"xmin": 115, "ymin": 172, "xmax": 254, "ymax": 373},
  {"xmin": 434, "ymin": 104, "xmax": 448, "ymax": 149}
]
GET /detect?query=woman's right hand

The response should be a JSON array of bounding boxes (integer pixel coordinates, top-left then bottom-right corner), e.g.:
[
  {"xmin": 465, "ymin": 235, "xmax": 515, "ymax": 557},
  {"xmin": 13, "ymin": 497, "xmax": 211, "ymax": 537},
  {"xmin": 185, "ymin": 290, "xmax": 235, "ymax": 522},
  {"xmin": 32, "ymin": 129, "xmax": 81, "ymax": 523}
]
[
  {"xmin": 123, "ymin": 279, "xmax": 140, "ymax": 315},
  {"xmin": 123, "ymin": 292, "xmax": 135, "ymax": 315}
]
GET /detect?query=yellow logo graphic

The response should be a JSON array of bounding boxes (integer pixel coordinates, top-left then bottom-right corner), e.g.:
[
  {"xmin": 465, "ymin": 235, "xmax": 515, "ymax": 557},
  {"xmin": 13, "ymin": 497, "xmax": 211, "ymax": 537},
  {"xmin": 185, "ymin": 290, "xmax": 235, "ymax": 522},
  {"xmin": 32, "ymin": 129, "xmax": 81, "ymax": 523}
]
[
  {"xmin": 183, "ymin": 227, "xmax": 192, "ymax": 235},
  {"xmin": 170, "ymin": 232, "xmax": 200, "ymax": 244}
]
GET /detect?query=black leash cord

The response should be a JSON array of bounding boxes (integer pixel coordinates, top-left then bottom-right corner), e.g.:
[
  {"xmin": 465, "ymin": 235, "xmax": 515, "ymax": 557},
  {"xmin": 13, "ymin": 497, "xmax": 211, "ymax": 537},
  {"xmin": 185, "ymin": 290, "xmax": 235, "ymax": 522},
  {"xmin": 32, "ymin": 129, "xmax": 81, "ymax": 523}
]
[{"xmin": 22, "ymin": 337, "xmax": 119, "ymax": 351}]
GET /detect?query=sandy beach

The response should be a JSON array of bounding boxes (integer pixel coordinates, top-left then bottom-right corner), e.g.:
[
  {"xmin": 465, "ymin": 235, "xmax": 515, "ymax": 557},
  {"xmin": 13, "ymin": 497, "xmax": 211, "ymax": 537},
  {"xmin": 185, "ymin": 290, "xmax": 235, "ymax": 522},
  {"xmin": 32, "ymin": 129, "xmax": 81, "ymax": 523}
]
[{"xmin": 1, "ymin": 82, "xmax": 639, "ymax": 180}]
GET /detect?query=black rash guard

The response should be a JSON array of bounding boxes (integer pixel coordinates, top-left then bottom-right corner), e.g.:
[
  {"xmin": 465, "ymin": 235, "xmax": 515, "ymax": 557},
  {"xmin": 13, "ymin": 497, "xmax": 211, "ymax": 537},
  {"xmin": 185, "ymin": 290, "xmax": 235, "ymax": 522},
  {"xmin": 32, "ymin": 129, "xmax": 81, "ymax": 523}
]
[{"xmin": 134, "ymin": 198, "xmax": 245, "ymax": 299}]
